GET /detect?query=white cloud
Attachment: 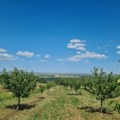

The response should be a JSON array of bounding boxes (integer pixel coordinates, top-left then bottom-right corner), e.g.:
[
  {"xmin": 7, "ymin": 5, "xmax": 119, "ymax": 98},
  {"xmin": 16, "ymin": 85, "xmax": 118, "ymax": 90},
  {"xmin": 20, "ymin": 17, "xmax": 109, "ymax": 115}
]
[
  {"xmin": 58, "ymin": 39, "xmax": 108, "ymax": 62},
  {"xmin": 76, "ymin": 51, "xmax": 81, "ymax": 54},
  {"xmin": 58, "ymin": 51, "xmax": 107, "ymax": 62},
  {"xmin": 117, "ymin": 45, "xmax": 120, "ymax": 49},
  {"xmin": 44, "ymin": 54, "xmax": 50, "ymax": 59},
  {"xmin": 0, "ymin": 53, "xmax": 17, "ymax": 60},
  {"xmin": 39, "ymin": 54, "xmax": 51, "ymax": 62},
  {"xmin": 68, "ymin": 51, "xmax": 107, "ymax": 61},
  {"xmin": 70, "ymin": 39, "xmax": 86, "ymax": 43},
  {"xmin": 67, "ymin": 39, "xmax": 86, "ymax": 51},
  {"xmin": 76, "ymin": 47, "xmax": 86, "ymax": 51},
  {"xmin": 0, "ymin": 48, "xmax": 7, "ymax": 52},
  {"xmin": 16, "ymin": 51, "xmax": 34, "ymax": 58},
  {"xmin": 116, "ymin": 51, "xmax": 120, "ymax": 54},
  {"xmin": 116, "ymin": 45, "xmax": 120, "ymax": 55},
  {"xmin": 67, "ymin": 43, "xmax": 85, "ymax": 49}
]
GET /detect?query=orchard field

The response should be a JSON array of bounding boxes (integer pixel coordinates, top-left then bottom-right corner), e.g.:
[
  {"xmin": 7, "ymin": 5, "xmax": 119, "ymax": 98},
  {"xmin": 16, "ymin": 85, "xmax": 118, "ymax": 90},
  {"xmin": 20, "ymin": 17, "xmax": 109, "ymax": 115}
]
[{"xmin": 0, "ymin": 68, "xmax": 120, "ymax": 120}]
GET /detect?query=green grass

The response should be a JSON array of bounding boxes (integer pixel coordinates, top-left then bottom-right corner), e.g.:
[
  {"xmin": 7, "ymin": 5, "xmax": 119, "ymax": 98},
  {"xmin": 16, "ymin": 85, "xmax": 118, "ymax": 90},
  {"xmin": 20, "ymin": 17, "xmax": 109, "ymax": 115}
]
[
  {"xmin": 0, "ymin": 85, "xmax": 120, "ymax": 120},
  {"xmin": 0, "ymin": 92, "xmax": 13, "ymax": 101}
]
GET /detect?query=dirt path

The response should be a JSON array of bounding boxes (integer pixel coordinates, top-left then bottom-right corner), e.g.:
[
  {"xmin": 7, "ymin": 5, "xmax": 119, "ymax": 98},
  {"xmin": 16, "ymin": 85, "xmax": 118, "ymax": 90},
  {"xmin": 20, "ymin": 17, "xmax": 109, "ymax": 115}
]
[{"xmin": 0, "ymin": 97, "xmax": 44, "ymax": 120}]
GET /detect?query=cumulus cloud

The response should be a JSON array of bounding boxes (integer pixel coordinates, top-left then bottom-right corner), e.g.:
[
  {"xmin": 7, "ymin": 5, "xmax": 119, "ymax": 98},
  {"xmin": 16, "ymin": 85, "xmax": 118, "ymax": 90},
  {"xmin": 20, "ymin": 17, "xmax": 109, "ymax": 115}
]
[
  {"xmin": 16, "ymin": 51, "xmax": 34, "ymax": 58},
  {"xmin": 76, "ymin": 51, "xmax": 81, "ymax": 54},
  {"xmin": 68, "ymin": 51, "xmax": 107, "ymax": 61},
  {"xmin": 44, "ymin": 54, "xmax": 50, "ymax": 59},
  {"xmin": 67, "ymin": 39, "xmax": 86, "ymax": 51},
  {"xmin": 0, "ymin": 48, "xmax": 7, "ymax": 52},
  {"xmin": 57, "ymin": 52, "xmax": 107, "ymax": 62},
  {"xmin": 0, "ymin": 53, "xmax": 17, "ymax": 60},
  {"xmin": 38, "ymin": 54, "xmax": 51, "ymax": 62},
  {"xmin": 117, "ymin": 45, "xmax": 120, "ymax": 49},
  {"xmin": 58, "ymin": 39, "xmax": 108, "ymax": 62},
  {"xmin": 70, "ymin": 39, "xmax": 86, "ymax": 43},
  {"xmin": 67, "ymin": 43, "xmax": 85, "ymax": 49},
  {"xmin": 116, "ymin": 45, "xmax": 120, "ymax": 55},
  {"xmin": 116, "ymin": 51, "xmax": 120, "ymax": 54},
  {"xmin": 76, "ymin": 47, "xmax": 86, "ymax": 51}
]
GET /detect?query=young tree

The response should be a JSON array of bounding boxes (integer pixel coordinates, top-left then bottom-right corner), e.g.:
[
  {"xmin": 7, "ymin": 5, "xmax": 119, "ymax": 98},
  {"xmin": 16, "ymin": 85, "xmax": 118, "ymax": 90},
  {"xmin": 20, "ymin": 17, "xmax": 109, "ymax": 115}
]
[
  {"xmin": 109, "ymin": 75, "xmax": 120, "ymax": 114},
  {"xmin": 1, "ymin": 68, "xmax": 10, "ymax": 87},
  {"xmin": 82, "ymin": 77, "xmax": 94, "ymax": 93},
  {"xmin": 0, "ymin": 74, "xmax": 3, "ymax": 84},
  {"xmin": 72, "ymin": 80, "xmax": 81, "ymax": 94},
  {"xmin": 68, "ymin": 79, "xmax": 74, "ymax": 89},
  {"xmin": 46, "ymin": 82, "xmax": 56, "ymax": 90},
  {"xmin": 2, "ymin": 68, "xmax": 37, "ymax": 110},
  {"xmin": 39, "ymin": 84, "xmax": 45, "ymax": 98},
  {"xmin": 91, "ymin": 67, "xmax": 120, "ymax": 112}
]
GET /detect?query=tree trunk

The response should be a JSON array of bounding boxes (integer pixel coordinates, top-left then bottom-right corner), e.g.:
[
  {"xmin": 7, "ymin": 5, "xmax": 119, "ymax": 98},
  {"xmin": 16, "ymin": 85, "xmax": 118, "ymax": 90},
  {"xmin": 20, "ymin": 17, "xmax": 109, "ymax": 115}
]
[
  {"xmin": 75, "ymin": 89, "xmax": 77, "ymax": 95},
  {"xmin": 100, "ymin": 98, "xmax": 103, "ymax": 112},
  {"xmin": 17, "ymin": 96, "xmax": 20, "ymax": 110}
]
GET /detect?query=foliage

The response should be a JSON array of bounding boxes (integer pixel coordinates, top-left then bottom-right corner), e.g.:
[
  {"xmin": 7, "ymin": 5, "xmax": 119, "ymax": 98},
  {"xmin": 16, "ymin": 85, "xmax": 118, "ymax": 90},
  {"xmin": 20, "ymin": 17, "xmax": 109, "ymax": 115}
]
[
  {"xmin": 0, "ymin": 75, "xmax": 3, "ymax": 84},
  {"xmin": 1, "ymin": 68, "xmax": 37, "ymax": 110},
  {"xmin": 36, "ymin": 76, "xmax": 47, "ymax": 83},
  {"xmin": 91, "ymin": 67, "xmax": 120, "ymax": 112},
  {"xmin": 1, "ymin": 68, "xmax": 10, "ymax": 88},
  {"xmin": 46, "ymin": 82, "xmax": 56, "ymax": 90},
  {"xmin": 39, "ymin": 84, "xmax": 46, "ymax": 97},
  {"xmin": 55, "ymin": 78, "xmax": 82, "ymax": 94},
  {"xmin": 72, "ymin": 79, "xmax": 81, "ymax": 93},
  {"xmin": 82, "ymin": 77, "xmax": 94, "ymax": 93},
  {"xmin": 109, "ymin": 100, "xmax": 120, "ymax": 114}
]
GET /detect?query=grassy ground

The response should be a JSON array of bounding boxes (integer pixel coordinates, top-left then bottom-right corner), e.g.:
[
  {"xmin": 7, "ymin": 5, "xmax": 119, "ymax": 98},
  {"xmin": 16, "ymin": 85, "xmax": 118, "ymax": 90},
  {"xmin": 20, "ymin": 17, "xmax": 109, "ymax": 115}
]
[{"xmin": 0, "ymin": 85, "xmax": 120, "ymax": 120}]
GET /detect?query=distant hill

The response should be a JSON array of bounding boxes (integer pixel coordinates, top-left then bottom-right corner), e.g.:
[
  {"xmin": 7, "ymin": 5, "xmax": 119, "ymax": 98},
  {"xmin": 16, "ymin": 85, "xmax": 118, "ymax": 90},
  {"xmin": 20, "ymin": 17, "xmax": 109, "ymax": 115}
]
[{"xmin": 34, "ymin": 72, "xmax": 90, "ymax": 78}]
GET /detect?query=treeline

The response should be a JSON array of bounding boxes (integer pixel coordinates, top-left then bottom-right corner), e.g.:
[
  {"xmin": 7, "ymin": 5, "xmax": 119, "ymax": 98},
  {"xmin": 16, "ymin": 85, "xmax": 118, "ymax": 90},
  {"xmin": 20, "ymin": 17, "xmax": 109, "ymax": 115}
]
[
  {"xmin": 0, "ymin": 67, "xmax": 120, "ymax": 113},
  {"xmin": 0, "ymin": 68, "xmax": 57, "ymax": 110},
  {"xmin": 36, "ymin": 77, "xmax": 60, "ymax": 83},
  {"xmin": 55, "ymin": 67, "xmax": 120, "ymax": 113}
]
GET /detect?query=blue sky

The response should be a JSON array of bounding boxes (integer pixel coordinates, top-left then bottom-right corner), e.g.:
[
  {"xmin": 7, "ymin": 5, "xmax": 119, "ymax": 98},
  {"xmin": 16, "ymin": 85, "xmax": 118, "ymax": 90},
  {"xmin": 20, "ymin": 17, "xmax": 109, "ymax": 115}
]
[{"xmin": 0, "ymin": 0, "xmax": 120, "ymax": 73}]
